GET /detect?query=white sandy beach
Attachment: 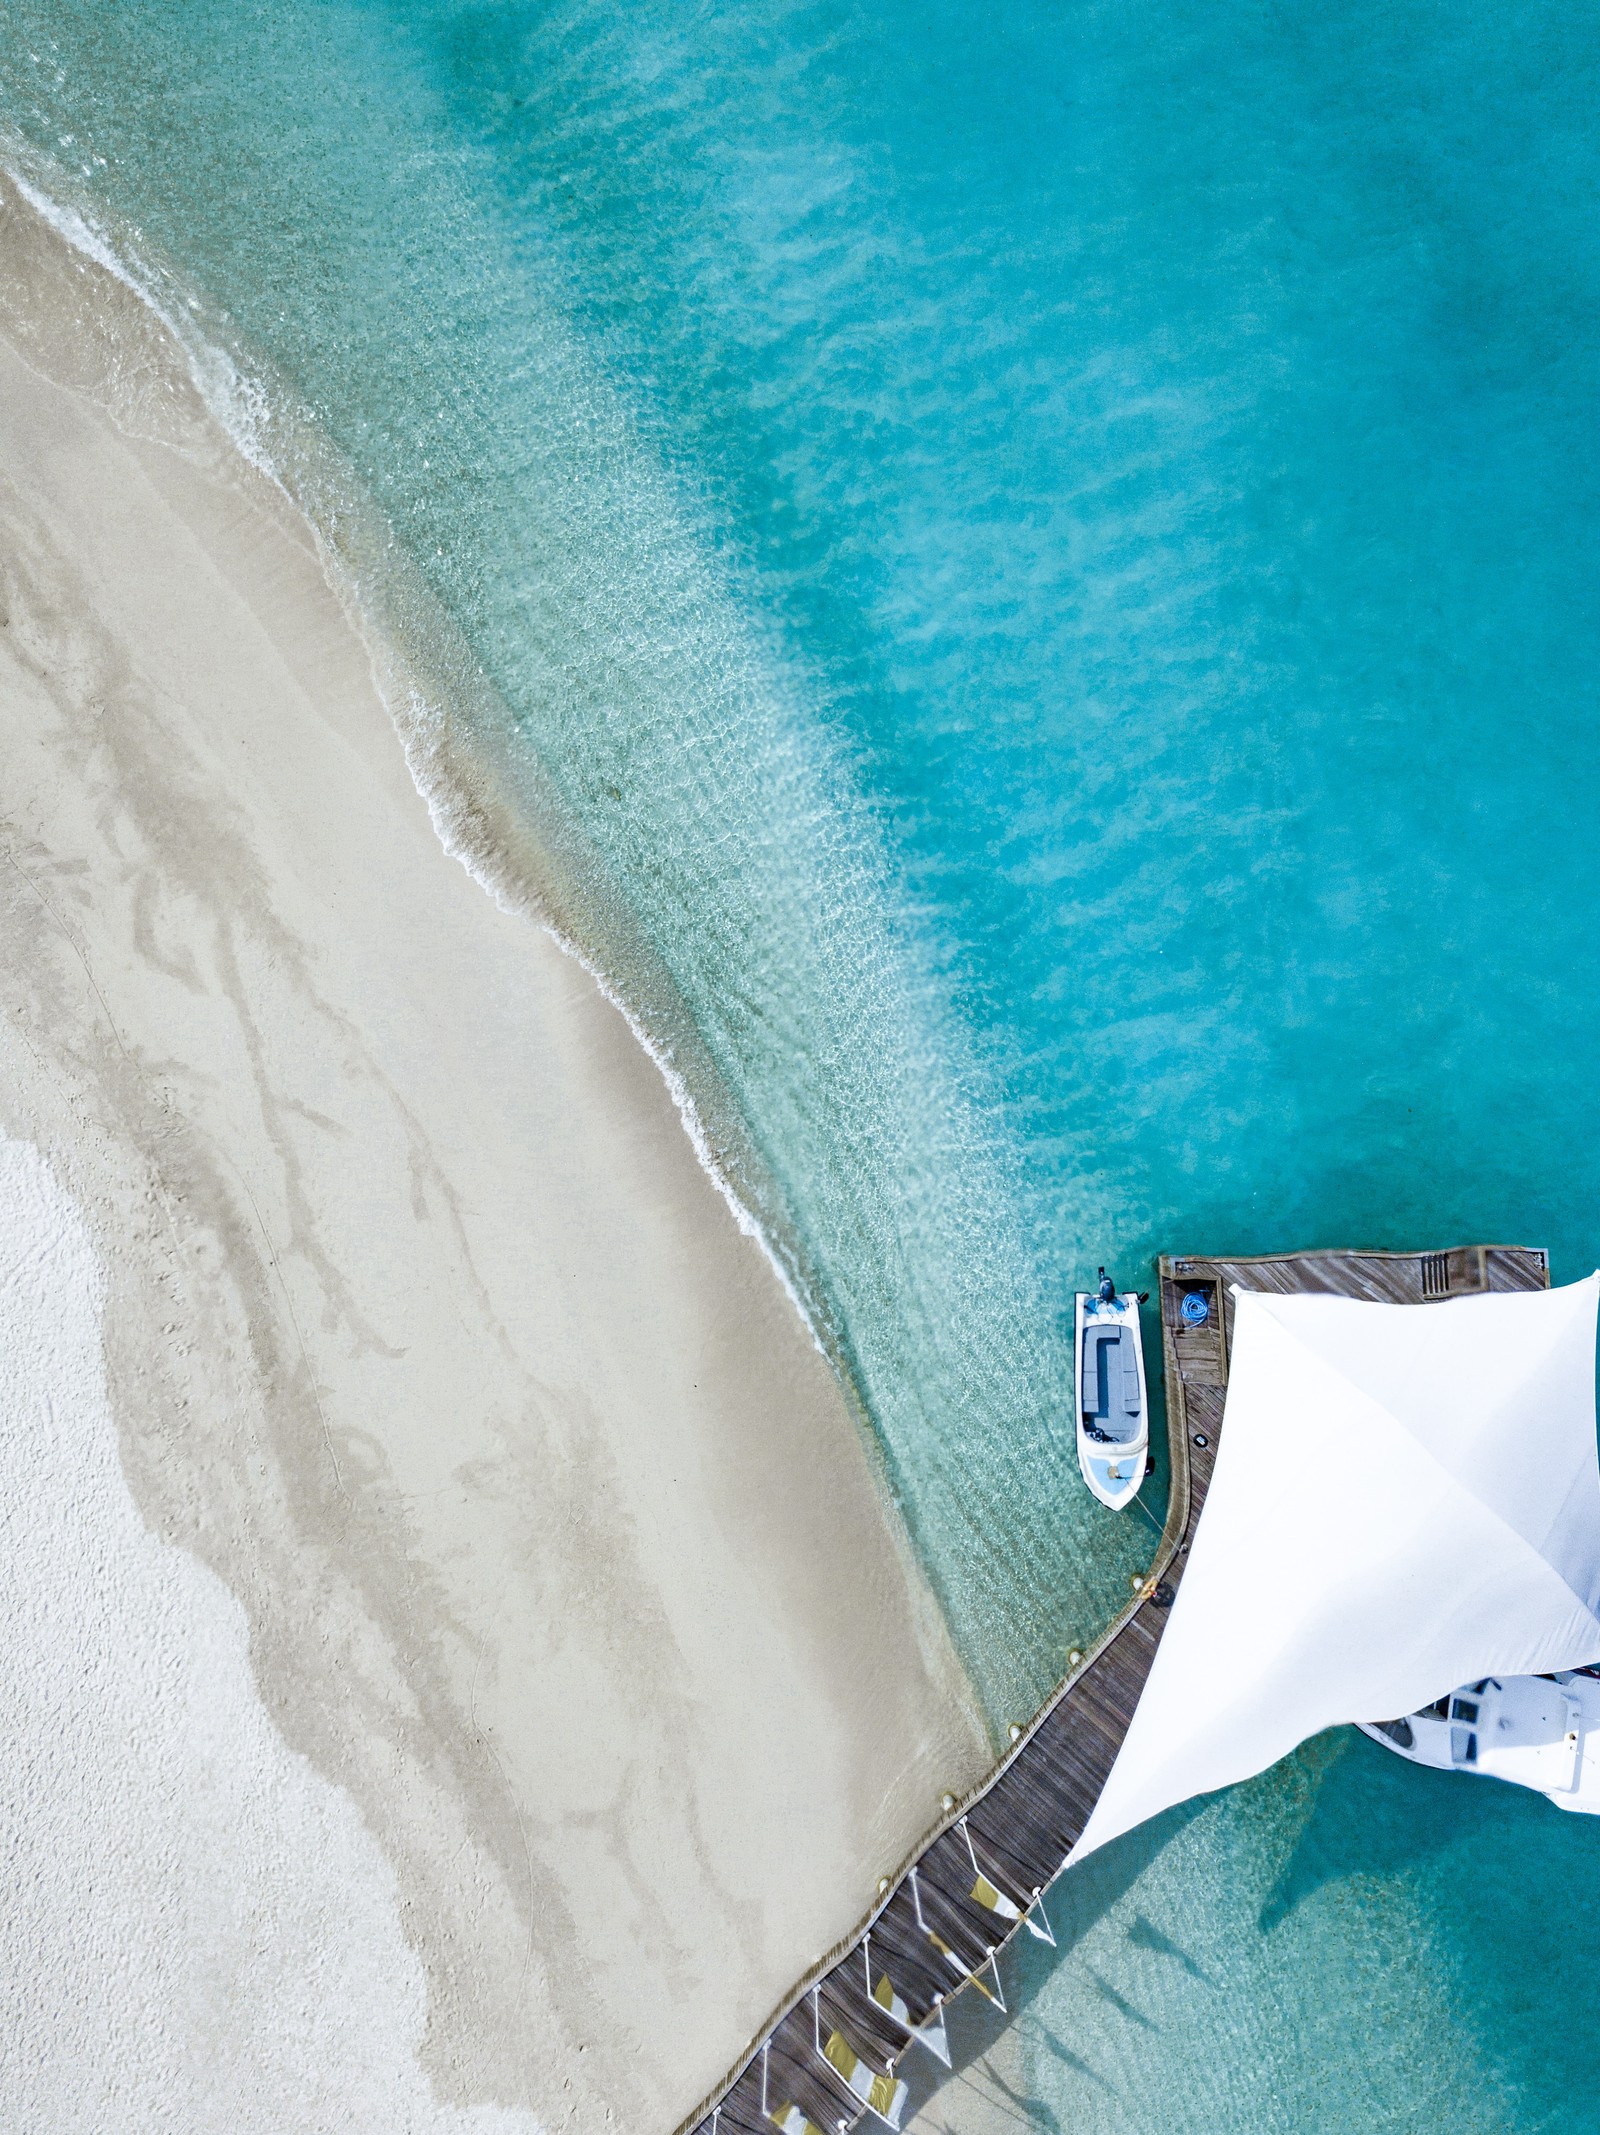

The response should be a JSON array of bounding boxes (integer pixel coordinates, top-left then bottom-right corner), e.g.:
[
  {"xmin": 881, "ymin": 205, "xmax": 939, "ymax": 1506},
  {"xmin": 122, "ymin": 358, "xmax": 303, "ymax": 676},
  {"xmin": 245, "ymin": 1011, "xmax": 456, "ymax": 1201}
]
[{"xmin": 0, "ymin": 177, "xmax": 989, "ymax": 2132}]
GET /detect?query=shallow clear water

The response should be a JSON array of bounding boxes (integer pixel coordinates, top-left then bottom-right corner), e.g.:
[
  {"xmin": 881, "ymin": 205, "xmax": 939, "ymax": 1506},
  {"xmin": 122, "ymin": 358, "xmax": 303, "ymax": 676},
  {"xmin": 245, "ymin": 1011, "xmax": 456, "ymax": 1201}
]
[
  {"xmin": 915, "ymin": 1726, "xmax": 1600, "ymax": 2135},
  {"xmin": 6, "ymin": 1, "xmax": 1600, "ymax": 2125}
]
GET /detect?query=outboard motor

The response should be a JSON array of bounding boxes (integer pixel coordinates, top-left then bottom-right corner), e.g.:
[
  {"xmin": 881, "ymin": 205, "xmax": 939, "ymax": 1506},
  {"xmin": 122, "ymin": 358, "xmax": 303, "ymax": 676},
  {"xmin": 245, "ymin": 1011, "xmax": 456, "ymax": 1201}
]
[{"xmin": 1097, "ymin": 1267, "xmax": 1116, "ymax": 1306}]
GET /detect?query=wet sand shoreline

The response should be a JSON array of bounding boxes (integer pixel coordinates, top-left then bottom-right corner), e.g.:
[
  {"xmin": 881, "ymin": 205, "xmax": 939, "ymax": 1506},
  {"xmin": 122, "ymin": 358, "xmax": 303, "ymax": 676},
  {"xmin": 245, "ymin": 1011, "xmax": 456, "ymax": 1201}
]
[{"xmin": 0, "ymin": 175, "xmax": 988, "ymax": 2133}]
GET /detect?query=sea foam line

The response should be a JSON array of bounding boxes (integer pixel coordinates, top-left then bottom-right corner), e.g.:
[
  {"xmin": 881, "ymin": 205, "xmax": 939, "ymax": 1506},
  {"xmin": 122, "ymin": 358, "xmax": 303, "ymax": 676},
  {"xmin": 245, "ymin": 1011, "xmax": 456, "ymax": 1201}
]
[
  {"xmin": 393, "ymin": 681, "xmax": 828, "ymax": 1355},
  {"xmin": 1, "ymin": 149, "xmax": 829, "ymax": 1358},
  {"xmin": 7, "ymin": 160, "xmax": 278, "ymax": 483}
]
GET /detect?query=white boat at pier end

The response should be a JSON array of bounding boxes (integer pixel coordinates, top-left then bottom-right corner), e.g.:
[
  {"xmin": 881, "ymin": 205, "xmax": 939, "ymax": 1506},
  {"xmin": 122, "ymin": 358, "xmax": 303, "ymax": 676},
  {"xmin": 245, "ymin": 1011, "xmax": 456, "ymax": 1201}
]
[{"xmin": 1361, "ymin": 1669, "xmax": 1600, "ymax": 1813}]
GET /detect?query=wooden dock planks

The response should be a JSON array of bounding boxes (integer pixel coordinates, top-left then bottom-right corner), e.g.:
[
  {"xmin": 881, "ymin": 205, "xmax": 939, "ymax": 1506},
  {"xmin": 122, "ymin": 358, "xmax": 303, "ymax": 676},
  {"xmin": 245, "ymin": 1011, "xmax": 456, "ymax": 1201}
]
[{"xmin": 675, "ymin": 1243, "xmax": 1549, "ymax": 2135}]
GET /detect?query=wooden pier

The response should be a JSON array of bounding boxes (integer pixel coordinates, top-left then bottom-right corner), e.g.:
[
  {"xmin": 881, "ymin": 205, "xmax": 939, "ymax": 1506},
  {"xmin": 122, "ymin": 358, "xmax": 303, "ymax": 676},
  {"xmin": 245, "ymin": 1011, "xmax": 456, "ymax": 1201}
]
[{"xmin": 676, "ymin": 1243, "xmax": 1550, "ymax": 2135}]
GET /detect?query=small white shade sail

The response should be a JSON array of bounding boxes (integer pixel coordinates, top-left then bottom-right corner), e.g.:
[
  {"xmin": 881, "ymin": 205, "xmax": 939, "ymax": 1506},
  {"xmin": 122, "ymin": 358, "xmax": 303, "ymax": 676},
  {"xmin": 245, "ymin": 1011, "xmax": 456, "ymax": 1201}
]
[{"xmin": 1072, "ymin": 1274, "xmax": 1600, "ymax": 1864}]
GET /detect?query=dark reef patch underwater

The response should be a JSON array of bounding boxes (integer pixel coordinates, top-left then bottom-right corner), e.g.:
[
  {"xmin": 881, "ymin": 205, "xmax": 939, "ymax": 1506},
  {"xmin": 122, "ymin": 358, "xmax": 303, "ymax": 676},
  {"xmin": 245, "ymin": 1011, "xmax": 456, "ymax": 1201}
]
[{"xmin": 7, "ymin": 0, "xmax": 1600, "ymax": 2124}]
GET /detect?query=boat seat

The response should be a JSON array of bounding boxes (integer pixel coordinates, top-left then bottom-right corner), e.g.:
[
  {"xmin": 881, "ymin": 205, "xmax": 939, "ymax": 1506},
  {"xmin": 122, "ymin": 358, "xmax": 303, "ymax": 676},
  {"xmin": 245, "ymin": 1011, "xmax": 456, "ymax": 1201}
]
[
  {"xmin": 1087, "ymin": 1327, "xmax": 1116, "ymax": 1419},
  {"xmin": 1084, "ymin": 1321, "xmax": 1143, "ymax": 1445},
  {"xmin": 1088, "ymin": 1328, "xmax": 1138, "ymax": 1409},
  {"xmin": 1122, "ymin": 1337, "xmax": 1141, "ymax": 1414}
]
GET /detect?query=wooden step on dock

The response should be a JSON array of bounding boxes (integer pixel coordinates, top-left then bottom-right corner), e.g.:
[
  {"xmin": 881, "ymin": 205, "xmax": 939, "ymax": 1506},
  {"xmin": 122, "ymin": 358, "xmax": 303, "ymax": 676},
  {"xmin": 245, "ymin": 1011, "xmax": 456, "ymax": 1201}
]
[{"xmin": 676, "ymin": 1243, "xmax": 1550, "ymax": 2135}]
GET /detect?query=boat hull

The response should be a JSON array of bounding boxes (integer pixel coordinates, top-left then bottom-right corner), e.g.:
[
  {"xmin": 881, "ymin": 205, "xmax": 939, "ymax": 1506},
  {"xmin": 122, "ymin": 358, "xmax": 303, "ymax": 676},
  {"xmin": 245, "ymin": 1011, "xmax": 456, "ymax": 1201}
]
[
  {"xmin": 1074, "ymin": 1290, "xmax": 1149, "ymax": 1511},
  {"xmin": 1359, "ymin": 1669, "xmax": 1600, "ymax": 1813}
]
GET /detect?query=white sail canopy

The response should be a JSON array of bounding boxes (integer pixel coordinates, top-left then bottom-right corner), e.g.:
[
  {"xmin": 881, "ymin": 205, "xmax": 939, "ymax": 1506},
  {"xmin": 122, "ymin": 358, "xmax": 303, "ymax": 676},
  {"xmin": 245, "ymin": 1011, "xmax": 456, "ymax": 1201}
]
[{"xmin": 1072, "ymin": 1274, "xmax": 1600, "ymax": 1864}]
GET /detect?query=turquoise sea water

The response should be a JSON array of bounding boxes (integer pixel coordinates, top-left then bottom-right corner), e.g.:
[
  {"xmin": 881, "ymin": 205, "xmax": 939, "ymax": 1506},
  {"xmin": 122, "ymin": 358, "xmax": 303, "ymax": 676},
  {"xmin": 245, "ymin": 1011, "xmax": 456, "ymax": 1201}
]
[{"xmin": 6, "ymin": 2, "xmax": 1600, "ymax": 2127}]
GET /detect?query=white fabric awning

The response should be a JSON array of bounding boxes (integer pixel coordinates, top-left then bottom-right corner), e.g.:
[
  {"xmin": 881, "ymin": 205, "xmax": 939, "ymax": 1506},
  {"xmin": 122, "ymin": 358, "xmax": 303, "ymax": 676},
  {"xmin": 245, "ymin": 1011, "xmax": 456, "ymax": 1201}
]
[{"xmin": 1071, "ymin": 1273, "xmax": 1600, "ymax": 1864}]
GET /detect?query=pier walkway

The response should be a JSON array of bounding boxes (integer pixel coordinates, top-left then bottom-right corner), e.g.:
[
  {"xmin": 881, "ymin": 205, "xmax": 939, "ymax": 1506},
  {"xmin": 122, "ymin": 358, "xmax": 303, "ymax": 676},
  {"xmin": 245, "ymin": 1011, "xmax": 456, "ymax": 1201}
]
[{"xmin": 675, "ymin": 1244, "xmax": 1549, "ymax": 2135}]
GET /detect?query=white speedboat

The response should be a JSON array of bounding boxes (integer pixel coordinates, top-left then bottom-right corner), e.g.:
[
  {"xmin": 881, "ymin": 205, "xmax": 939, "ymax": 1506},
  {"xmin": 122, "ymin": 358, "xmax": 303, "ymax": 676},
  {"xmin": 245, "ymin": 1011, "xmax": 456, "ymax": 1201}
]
[
  {"xmin": 1360, "ymin": 1670, "xmax": 1600, "ymax": 1813},
  {"xmin": 1075, "ymin": 1271, "xmax": 1149, "ymax": 1511}
]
